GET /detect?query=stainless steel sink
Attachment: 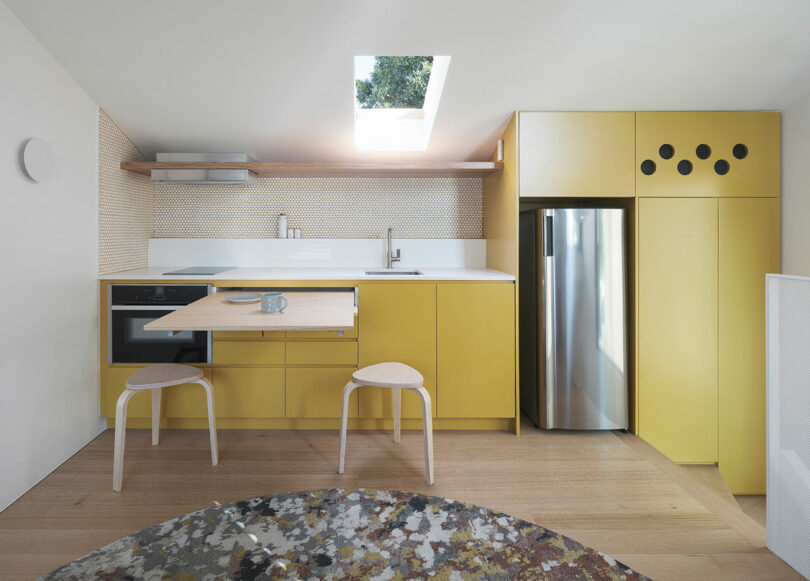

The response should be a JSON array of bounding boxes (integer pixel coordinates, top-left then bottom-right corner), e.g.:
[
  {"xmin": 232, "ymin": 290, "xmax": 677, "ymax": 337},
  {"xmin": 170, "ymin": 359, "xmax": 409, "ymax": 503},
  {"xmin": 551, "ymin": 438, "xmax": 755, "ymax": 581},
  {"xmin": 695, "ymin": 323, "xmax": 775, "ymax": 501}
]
[{"xmin": 365, "ymin": 269, "xmax": 423, "ymax": 276}]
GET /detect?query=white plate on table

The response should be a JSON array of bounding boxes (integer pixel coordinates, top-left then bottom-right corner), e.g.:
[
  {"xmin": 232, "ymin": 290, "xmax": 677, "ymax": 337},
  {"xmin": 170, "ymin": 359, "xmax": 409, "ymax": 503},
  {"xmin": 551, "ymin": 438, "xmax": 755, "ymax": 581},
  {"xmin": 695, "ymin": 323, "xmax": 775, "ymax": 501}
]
[{"xmin": 225, "ymin": 293, "xmax": 262, "ymax": 304}]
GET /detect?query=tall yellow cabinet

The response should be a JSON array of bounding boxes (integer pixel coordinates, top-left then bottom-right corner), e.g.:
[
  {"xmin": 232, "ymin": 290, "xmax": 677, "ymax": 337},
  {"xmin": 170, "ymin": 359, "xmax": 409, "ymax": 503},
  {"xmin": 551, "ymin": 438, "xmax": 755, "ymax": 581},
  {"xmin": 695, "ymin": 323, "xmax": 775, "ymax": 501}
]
[
  {"xmin": 511, "ymin": 111, "xmax": 781, "ymax": 491},
  {"xmin": 635, "ymin": 112, "xmax": 780, "ymax": 493}
]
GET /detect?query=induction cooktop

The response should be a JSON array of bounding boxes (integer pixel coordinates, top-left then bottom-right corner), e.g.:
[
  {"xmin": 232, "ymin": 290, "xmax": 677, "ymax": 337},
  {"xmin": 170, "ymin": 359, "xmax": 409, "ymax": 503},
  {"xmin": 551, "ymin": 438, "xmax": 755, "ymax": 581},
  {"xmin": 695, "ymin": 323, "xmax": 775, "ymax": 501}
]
[{"xmin": 163, "ymin": 266, "xmax": 235, "ymax": 275}]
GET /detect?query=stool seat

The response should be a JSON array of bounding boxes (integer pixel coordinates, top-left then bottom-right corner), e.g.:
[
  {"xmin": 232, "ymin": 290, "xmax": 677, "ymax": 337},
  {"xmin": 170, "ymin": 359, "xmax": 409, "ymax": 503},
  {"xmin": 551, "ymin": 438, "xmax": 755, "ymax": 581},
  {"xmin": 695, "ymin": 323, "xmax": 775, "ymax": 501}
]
[
  {"xmin": 352, "ymin": 362, "xmax": 423, "ymax": 389},
  {"xmin": 126, "ymin": 364, "xmax": 203, "ymax": 390}
]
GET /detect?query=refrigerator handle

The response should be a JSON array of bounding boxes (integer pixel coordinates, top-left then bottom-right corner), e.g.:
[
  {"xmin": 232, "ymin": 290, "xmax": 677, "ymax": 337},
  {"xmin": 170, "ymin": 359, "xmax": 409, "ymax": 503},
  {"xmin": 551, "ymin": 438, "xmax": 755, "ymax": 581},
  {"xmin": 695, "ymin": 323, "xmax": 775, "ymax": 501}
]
[{"xmin": 543, "ymin": 216, "xmax": 554, "ymax": 257}]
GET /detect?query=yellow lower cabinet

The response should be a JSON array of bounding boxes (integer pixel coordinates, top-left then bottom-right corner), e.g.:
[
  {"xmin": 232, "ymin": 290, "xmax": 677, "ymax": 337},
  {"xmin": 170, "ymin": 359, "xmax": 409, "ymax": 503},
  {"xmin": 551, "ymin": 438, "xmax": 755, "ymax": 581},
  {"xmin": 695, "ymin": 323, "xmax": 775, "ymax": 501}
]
[
  {"xmin": 286, "ymin": 341, "xmax": 357, "ymax": 366},
  {"xmin": 286, "ymin": 367, "xmax": 358, "ymax": 418},
  {"xmin": 358, "ymin": 283, "xmax": 437, "ymax": 418},
  {"xmin": 213, "ymin": 367, "xmax": 284, "ymax": 418},
  {"xmin": 213, "ymin": 341, "xmax": 284, "ymax": 366},
  {"xmin": 638, "ymin": 198, "xmax": 718, "ymax": 463},
  {"xmin": 103, "ymin": 366, "xmax": 212, "ymax": 419},
  {"xmin": 436, "ymin": 284, "xmax": 516, "ymax": 418},
  {"xmin": 718, "ymin": 198, "xmax": 780, "ymax": 493}
]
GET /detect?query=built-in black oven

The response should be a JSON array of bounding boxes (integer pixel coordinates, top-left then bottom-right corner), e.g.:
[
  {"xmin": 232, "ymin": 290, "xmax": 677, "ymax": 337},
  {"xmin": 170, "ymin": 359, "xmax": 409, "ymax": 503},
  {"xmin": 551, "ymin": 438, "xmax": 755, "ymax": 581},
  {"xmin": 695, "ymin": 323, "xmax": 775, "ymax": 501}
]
[{"xmin": 108, "ymin": 284, "xmax": 211, "ymax": 364}]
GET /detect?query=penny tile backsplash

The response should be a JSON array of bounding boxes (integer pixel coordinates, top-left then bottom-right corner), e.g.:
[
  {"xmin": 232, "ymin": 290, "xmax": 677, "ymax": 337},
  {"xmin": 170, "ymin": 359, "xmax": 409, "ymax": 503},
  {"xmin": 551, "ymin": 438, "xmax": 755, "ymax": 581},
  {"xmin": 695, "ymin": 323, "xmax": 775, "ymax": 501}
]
[{"xmin": 153, "ymin": 177, "xmax": 482, "ymax": 239}]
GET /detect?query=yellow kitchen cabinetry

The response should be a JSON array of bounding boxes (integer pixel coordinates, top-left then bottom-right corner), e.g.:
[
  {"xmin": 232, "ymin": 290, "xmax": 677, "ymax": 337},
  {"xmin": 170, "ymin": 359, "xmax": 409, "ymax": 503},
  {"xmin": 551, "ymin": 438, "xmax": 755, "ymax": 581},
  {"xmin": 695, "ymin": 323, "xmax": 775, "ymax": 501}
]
[
  {"xmin": 636, "ymin": 112, "xmax": 780, "ymax": 198},
  {"xmin": 437, "ymin": 284, "xmax": 516, "ymax": 418},
  {"xmin": 638, "ymin": 198, "xmax": 719, "ymax": 463},
  {"xmin": 286, "ymin": 341, "xmax": 357, "ymax": 366},
  {"xmin": 103, "ymin": 366, "xmax": 213, "ymax": 419},
  {"xmin": 213, "ymin": 341, "xmax": 285, "ymax": 366},
  {"xmin": 358, "ymin": 283, "xmax": 437, "ymax": 419},
  {"xmin": 718, "ymin": 198, "xmax": 780, "ymax": 493},
  {"xmin": 212, "ymin": 367, "xmax": 284, "ymax": 418},
  {"xmin": 519, "ymin": 112, "xmax": 635, "ymax": 198},
  {"xmin": 286, "ymin": 367, "xmax": 358, "ymax": 418}
]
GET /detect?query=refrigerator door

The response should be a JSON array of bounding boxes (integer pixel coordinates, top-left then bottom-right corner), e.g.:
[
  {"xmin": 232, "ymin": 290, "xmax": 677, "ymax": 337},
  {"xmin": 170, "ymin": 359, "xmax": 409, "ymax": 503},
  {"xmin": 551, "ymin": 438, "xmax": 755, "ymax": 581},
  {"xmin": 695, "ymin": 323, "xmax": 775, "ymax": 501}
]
[{"xmin": 539, "ymin": 208, "xmax": 628, "ymax": 430}]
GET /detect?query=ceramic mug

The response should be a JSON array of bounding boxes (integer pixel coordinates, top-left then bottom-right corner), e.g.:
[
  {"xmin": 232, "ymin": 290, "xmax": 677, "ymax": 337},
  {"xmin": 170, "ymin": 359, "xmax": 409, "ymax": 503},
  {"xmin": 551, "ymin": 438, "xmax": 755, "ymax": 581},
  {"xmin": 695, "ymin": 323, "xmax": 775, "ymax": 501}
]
[{"xmin": 261, "ymin": 292, "xmax": 288, "ymax": 313}]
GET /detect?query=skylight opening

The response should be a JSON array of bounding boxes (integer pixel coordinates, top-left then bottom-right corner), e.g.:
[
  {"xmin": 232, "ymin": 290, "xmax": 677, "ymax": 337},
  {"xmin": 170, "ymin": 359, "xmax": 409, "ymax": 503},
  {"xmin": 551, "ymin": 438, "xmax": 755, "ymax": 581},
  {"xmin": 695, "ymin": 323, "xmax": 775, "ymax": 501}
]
[{"xmin": 353, "ymin": 55, "xmax": 451, "ymax": 152}]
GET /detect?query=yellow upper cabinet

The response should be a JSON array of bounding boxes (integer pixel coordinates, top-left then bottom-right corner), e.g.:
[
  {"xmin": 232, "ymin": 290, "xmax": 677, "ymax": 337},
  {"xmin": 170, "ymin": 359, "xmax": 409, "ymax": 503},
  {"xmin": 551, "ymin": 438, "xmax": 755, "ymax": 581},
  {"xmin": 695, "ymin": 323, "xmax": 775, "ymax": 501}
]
[
  {"xmin": 636, "ymin": 112, "xmax": 780, "ymax": 197},
  {"xmin": 357, "ymin": 283, "xmax": 437, "ymax": 419},
  {"xmin": 437, "ymin": 284, "xmax": 516, "ymax": 418},
  {"xmin": 518, "ymin": 112, "xmax": 635, "ymax": 198}
]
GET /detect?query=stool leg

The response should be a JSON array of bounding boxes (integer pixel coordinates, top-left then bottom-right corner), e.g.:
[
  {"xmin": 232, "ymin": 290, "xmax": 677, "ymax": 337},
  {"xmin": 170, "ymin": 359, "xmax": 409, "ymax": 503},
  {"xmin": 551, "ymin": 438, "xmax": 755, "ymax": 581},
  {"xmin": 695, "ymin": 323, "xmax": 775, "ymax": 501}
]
[
  {"xmin": 151, "ymin": 387, "xmax": 161, "ymax": 446},
  {"xmin": 392, "ymin": 387, "xmax": 401, "ymax": 444},
  {"xmin": 196, "ymin": 379, "xmax": 218, "ymax": 466},
  {"xmin": 413, "ymin": 386, "xmax": 434, "ymax": 486},
  {"xmin": 113, "ymin": 388, "xmax": 137, "ymax": 492},
  {"xmin": 338, "ymin": 381, "xmax": 358, "ymax": 474}
]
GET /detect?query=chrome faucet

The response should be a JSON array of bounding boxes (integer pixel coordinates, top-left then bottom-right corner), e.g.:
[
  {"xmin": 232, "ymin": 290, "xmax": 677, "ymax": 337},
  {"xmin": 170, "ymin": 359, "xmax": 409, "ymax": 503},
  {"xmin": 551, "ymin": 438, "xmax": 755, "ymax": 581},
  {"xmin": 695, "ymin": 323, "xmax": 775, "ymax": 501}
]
[{"xmin": 386, "ymin": 227, "xmax": 401, "ymax": 269}]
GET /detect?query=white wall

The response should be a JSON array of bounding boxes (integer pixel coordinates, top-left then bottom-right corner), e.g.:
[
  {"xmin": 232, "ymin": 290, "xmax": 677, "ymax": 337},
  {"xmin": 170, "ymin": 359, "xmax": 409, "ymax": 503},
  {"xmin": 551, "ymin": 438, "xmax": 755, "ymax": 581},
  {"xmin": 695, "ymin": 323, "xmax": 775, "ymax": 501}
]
[
  {"xmin": 0, "ymin": 2, "xmax": 104, "ymax": 510},
  {"xmin": 782, "ymin": 90, "xmax": 810, "ymax": 276}
]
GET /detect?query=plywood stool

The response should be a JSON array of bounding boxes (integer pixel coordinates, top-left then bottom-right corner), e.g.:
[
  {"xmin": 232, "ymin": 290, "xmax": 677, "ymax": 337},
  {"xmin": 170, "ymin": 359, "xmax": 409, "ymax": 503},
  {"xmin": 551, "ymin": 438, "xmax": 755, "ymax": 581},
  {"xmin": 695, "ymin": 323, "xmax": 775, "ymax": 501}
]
[
  {"xmin": 338, "ymin": 362, "xmax": 434, "ymax": 485},
  {"xmin": 112, "ymin": 364, "xmax": 218, "ymax": 491}
]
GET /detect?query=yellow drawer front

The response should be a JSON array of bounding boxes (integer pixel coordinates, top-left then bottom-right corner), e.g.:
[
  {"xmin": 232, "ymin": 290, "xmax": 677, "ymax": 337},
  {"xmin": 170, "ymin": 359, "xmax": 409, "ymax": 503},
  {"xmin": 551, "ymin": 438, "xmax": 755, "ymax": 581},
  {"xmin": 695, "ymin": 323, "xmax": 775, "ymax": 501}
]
[
  {"xmin": 286, "ymin": 341, "xmax": 357, "ymax": 366},
  {"xmin": 213, "ymin": 367, "xmax": 284, "ymax": 418},
  {"xmin": 286, "ymin": 367, "xmax": 358, "ymax": 418},
  {"xmin": 103, "ymin": 366, "xmax": 211, "ymax": 419},
  {"xmin": 287, "ymin": 315, "xmax": 358, "ymax": 340},
  {"xmin": 636, "ymin": 112, "xmax": 780, "ymax": 197},
  {"xmin": 213, "ymin": 341, "xmax": 285, "ymax": 366},
  {"xmin": 213, "ymin": 331, "xmax": 285, "ymax": 341}
]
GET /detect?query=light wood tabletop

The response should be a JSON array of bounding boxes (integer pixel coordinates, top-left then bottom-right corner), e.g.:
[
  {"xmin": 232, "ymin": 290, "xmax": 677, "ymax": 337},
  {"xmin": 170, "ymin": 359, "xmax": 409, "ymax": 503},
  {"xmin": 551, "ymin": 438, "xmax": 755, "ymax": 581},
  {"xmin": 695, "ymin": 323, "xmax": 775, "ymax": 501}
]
[{"xmin": 144, "ymin": 290, "xmax": 355, "ymax": 332}]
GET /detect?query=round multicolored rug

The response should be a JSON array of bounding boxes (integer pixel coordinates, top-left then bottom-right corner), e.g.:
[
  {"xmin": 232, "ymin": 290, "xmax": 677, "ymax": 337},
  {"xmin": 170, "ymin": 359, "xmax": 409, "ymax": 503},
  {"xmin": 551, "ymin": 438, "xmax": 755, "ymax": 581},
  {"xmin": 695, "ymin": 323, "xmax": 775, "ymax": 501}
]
[{"xmin": 42, "ymin": 488, "xmax": 650, "ymax": 580}]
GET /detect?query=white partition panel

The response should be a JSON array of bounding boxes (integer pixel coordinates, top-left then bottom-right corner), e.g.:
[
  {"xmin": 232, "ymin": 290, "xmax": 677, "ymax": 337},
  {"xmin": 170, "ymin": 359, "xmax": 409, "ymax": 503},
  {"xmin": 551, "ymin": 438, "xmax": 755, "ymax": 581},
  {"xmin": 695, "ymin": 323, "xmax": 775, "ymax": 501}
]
[{"xmin": 766, "ymin": 274, "xmax": 810, "ymax": 578}]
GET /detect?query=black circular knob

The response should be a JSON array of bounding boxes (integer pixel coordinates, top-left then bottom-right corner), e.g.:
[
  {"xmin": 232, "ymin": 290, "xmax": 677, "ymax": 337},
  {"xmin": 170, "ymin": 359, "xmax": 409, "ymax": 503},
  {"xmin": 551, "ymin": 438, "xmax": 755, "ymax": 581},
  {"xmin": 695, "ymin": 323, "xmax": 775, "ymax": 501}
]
[
  {"xmin": 640, "ymin": 159, "xmax": 657, "ymax": 175},
  {"xmin": 659, "ymin": 144, "xmax": 675, "ymax": 159},
  {"xmin": 696, "ymin": 144, "xmax": 711, "ymax": 159},
  {"xmin": 677, "ymin": 160, "xmax": 693, "ymax": 175},
  {"xmin": 733, "ymin": 144, "xmax": 748, "ymax": 159},
  {"xmin": 714, "ymin": 159, "xmax": 730, "ymax": 175}
]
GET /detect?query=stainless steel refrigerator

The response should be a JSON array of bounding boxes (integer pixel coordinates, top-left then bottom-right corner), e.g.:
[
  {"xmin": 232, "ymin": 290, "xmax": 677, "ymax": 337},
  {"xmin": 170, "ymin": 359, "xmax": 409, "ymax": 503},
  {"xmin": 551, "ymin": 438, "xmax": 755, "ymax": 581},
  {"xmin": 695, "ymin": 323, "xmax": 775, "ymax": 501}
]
[{"xmin": 519, "ymin": 208, "xmax": 629, "ymax": 430}]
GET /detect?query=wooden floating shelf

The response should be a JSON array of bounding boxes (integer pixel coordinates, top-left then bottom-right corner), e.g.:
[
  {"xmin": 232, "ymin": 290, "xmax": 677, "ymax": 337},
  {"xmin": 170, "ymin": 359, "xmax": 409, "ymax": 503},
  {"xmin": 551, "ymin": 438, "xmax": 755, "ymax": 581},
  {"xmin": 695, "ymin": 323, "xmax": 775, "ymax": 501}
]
[{"xmin": 120, "ymin": 161, "xmax": 503, "ymax": 178}]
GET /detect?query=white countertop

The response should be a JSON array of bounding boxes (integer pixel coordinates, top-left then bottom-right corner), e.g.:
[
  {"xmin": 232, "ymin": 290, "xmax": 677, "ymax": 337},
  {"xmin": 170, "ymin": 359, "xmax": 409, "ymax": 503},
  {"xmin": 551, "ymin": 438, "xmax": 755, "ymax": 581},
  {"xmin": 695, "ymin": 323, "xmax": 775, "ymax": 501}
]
[{"xmin": 99, "ymin": 266, "xmax": 515, "ymax": 281}]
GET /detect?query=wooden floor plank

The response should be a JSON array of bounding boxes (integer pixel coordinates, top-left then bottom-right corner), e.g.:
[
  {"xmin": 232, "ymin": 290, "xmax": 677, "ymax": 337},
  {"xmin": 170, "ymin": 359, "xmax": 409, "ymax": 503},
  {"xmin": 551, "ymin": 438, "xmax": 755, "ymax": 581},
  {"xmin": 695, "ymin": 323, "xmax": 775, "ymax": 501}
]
[{"xmin": 0, "ymin": 427, "xmax": 800, "ymax": 581}]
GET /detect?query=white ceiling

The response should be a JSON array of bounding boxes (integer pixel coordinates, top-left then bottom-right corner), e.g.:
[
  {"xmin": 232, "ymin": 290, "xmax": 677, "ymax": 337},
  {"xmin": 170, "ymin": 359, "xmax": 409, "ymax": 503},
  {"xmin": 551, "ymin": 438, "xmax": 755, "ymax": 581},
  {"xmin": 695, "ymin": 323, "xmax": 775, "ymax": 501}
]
[{"xmin": 6, "ymin": 0, "xmax": 810, "ymax": 161}]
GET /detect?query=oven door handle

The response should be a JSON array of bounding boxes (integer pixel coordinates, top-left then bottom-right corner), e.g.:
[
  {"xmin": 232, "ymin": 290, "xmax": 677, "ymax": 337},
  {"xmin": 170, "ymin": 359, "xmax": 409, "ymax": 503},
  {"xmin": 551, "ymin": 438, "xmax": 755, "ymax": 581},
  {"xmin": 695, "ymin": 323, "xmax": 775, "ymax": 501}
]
[{"xmin": 110, "ymin": 305, "xmax": 183, "ymax": 311}]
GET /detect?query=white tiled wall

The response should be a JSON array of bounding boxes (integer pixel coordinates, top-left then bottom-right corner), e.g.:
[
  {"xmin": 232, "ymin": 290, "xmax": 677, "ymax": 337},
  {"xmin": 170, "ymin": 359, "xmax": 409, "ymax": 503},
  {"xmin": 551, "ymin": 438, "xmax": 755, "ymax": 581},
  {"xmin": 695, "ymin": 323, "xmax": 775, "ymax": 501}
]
[
  {"xmin": 154, "ymin": 177, "xmax": 483, "ymax": 239},
  {"xmin": 98, "ymin": 109, "xmax": 154, "ymax": 274}
]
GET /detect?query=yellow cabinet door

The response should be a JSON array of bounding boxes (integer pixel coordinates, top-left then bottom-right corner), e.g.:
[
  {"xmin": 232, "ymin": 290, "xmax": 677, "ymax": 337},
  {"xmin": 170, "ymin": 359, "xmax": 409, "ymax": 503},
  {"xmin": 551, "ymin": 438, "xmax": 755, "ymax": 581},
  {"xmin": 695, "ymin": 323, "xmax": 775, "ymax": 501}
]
[
  {"xmin": 718, "ymin": 198, "xmax": 780, "ymax": 494},
  {"xmin": 357, "ymin": 283, "xmax": 436, "ymax": 419},
  {"xmin": 212, "ymin": 367, "xmax": 284, "ymax": 418},
  {"xmin": 638, "ymin": 198, "xmax": 718, "ymax": 463},
  {"xmin": 436, "ymin": 284, "xmax": 516, "ymax": 418},
  {"xmin": 103, "ymin": 366, "xmax": 212, "ymax": 419},
  {"xmin": 286, "ymin": 367, "xmax": 358, "ymax": 418},
  {"xmin": 519, "ymin": 112, "xmax": 635, "ymax": 197},
  {"xmin": 636, "ymin": 112, "xmax": 780, "ymax": 198}
]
